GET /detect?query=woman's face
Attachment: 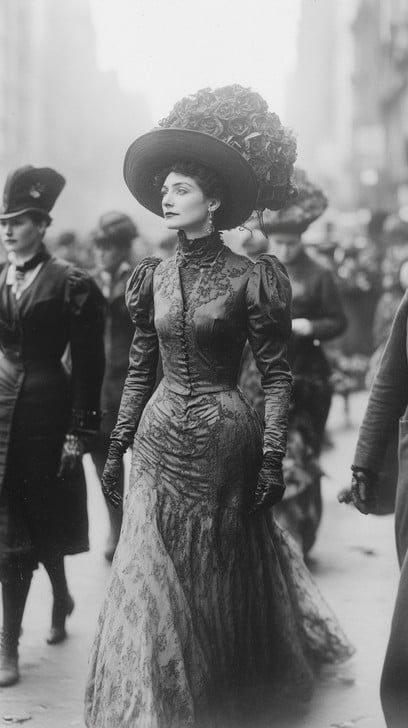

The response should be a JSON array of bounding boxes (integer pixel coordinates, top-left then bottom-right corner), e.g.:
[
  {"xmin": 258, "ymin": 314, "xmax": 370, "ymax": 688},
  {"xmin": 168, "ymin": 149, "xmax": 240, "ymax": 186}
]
[
  {"xmin": 0, "ymin": 214, "xmax": 46, "ymax": 258},
  {"xmin": 160, "ymin": 172, "xmax": 219, "ymax": 238}
]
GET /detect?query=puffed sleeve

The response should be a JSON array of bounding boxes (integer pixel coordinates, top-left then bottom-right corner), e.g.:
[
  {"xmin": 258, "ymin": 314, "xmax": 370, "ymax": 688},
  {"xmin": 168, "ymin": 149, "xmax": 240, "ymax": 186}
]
[
  {"xmin": 110, "ymin": 257, "xmax": 161, "ymax": 447},
  {"xmin": 246, "ymin": 254, "xmax": 292, "ymax": 459},
  {"xmin": 354, "ymin": 292, "xmax": 408, "ymax": 471},
  {"xmin": 65, "ymin": 267, "xmax": 106, "ymax": 433}
]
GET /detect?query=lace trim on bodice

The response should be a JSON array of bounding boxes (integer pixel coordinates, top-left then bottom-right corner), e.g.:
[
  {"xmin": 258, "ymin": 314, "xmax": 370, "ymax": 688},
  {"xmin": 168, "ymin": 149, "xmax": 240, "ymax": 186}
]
[{"xmin": 176, "ymin": 230, "xmax": 224, "ymax": 268}]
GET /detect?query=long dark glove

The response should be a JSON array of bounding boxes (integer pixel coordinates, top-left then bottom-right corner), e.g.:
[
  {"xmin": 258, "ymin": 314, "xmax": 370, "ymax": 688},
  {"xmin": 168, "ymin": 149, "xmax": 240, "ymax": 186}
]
[
  {"xmin": 251, "ymin": 452, "xmax": 286, "ymax": 514},
  {"xmin": 58, "ymin": 434, "xmax": 85, "ymax": 478},
  {"xmin": 101, "ymin": 439, "xmax": 127, "ymax": 509},
  {"xmin": 337, "ymin": 466, "xmax": 378, "ymax": 515}
]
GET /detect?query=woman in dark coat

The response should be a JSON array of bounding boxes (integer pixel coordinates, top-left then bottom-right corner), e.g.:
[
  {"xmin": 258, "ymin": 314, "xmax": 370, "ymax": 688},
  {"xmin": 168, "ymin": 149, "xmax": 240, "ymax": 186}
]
[
  {"xmin": 0, "ymin": 166, "xmax": 105, "ymax": 687},
  {"xmin": 240, "ymin": 170, "xmax": 347, "ymax": 555},
  {"xmin": 339, "ymin": 289, "xmax": 408, "ymax": 727}
]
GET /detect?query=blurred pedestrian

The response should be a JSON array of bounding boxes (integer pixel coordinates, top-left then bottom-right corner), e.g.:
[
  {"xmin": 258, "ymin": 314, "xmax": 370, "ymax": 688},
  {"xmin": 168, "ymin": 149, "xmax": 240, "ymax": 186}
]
[
  {"xmin": 0, "ymin": 166, "xmax": 105, "ymax": 687},
  {"xmin": 265, "ymin": 169, "xmax": 346, "ymax": 553},
  {"xmin": 339, "ymin": 285, "xmax": 408, "ymax": 728},
  {"xmin": 90, "ymin": 211, "xmax": 137, "ymax": 561},
  {"xmin": 85, "ymin": 85, "xmax": 352, "ymax": 728},
  {"xmin": 53, "ymin": 230, "xmax": 81, "ymax": 264}
]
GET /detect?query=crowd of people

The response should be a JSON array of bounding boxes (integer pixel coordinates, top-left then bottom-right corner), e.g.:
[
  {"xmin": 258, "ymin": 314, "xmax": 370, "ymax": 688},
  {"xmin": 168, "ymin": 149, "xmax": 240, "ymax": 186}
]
[{"xmin": 0, "ymin": 83, "xmax": 407, "ymax": 728}]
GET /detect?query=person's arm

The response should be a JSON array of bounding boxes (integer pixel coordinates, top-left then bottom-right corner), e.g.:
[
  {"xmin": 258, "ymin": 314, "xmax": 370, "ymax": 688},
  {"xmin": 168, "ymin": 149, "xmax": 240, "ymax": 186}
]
[
  {"xmin": 245, "ymin": 254, "xmax": 293, "ymax": 512},
  {"xmin": 67, "ymin": 269, "xmax": 106, "ymax": 434},
  {"xmin": 59, "ymin": 268, "xmax": 105, "ymax": 476},
  {"xmin": 102, "ymin": 257, "xmax": 161, "ymax": 506},
  {"xmin": 354, "ymin": 291, "xmax": 408, "ymax": 472},
  {"xmin": 338, "ymin": 293, "xmax": 408, "ymax": 514},
  {"xmin": 308, "ymin": 267, "xmax": 347, "ymax": 341}
]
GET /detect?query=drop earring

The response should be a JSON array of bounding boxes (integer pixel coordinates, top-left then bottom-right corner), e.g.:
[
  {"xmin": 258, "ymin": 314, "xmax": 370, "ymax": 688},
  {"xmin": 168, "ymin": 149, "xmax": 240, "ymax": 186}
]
[{"xmin": 206, "ymin": 208, "xmax": 215, "ymax": 235}]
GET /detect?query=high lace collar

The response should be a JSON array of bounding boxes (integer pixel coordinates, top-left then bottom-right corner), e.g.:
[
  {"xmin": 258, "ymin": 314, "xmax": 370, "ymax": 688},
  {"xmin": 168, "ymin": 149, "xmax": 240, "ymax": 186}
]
[{"xmin": 176, "ymin": 230, "xmax": 224, "ymax": 268}]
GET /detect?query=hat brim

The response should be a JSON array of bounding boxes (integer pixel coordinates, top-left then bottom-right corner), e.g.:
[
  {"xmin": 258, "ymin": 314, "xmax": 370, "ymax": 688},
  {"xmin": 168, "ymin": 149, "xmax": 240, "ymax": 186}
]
[
  {"xmin": 0, "ymin": 207, "xmax": 51, "ymax": 222},
  {"xmin": 123, "ymin": 128, "xmax": 258, "ymax": 230}
]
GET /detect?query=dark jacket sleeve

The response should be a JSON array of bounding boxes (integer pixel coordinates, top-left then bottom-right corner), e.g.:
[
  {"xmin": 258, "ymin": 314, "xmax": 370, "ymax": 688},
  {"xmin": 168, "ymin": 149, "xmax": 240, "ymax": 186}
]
[
  {"xmin": 308, "ymin": 267, "xmax": 347, "ymax": 341},
  {"xmin": 65, "ymin": 268, "xmax": 106, "ymax": 433},
  {"xmin": 354, "ymin": 291, "xmax": 408, "ymax": 471},
  {"xmin": 245, "ymin": 254, "xmax": 293, "ymax": 460},
  {"xmin": 110, "ymin": 257, "xmax": 161, "ymax": 447}
]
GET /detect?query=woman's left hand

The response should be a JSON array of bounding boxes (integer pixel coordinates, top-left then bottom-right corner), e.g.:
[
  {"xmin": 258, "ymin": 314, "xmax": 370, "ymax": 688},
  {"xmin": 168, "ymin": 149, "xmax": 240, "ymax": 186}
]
[
  {"xmin": 58, "ymin": 434, "xmax": 85, "ymax": 478},
  {"xmin": 251, "ymin": 453, "xmax": 285, "ymax": 513}
]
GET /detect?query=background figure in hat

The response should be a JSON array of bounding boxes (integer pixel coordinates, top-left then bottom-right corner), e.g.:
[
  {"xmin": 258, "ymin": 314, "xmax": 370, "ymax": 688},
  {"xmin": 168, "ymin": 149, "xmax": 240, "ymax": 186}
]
[
  {"xmin": 85, "ymin": 86, "xmax": 352, "ymax": 728},
  {"xmin": 267, "ymin": 170, "xmax": 346, "ymax": 553},
  {"xmin": 240, "ymin": 169, "xmax": 347, "ymax": 556},
  {"xmin": 0, "ymin": 166, "xmax": 105, "ymax": 687},
  {"xmin": 90, "ymin": 212, "xmax": 138, "ymax": 561}
]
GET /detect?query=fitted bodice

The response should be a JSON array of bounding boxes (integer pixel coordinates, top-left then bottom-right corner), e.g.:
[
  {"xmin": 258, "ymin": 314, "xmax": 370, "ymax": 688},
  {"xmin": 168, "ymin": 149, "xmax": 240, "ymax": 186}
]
[
  {"xmin": 153, "ymin": 236, "xmax": 252, "ymax": 394},
  {"xmin": 111, "ymin": 234, "xmax": 292, "ymax": 453}
]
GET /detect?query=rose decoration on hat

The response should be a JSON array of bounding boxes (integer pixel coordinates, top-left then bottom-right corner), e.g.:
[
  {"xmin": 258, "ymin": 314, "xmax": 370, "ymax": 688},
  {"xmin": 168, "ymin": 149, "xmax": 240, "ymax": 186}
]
[{"xmin": 159, "ymin": 84, "xmax": 297, "ymax": 211}]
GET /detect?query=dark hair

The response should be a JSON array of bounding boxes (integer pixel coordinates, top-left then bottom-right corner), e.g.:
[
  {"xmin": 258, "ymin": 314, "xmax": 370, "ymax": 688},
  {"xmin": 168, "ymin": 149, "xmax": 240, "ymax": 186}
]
[
  {"xmin": 154, "ymin": 160, "xmax": 227, "ymax": 228},
  {"xmin": 26, "ymin": 210, "xmax": 51, "ymax": 227}
]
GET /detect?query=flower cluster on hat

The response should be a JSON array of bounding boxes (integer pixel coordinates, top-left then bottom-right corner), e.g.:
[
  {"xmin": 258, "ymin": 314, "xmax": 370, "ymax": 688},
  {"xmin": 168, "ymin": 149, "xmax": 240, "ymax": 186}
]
[{"xmin": 159, "ymin": 84, "xmax": 297, "ymax": 211}]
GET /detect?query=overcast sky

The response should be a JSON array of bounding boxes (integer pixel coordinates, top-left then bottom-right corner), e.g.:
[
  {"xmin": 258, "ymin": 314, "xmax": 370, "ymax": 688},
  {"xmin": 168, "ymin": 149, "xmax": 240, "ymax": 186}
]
[{"xmin": 90, "ymin": 0, "xmax": 301, "ymax": 124}]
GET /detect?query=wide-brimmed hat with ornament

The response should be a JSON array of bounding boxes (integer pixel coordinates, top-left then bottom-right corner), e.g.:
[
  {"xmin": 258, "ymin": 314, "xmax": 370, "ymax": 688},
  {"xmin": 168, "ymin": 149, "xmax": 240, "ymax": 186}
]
[
  {"xmin": 123, "ymin": 85, "xmax": 297, "ymax": 230},
  {"xmin": 0, "ymin": 165, "xmax": 66, "ymax": 223},
  {"xmin": 263, "ymin": 168, "xmax": 328, "ymax": 235}
]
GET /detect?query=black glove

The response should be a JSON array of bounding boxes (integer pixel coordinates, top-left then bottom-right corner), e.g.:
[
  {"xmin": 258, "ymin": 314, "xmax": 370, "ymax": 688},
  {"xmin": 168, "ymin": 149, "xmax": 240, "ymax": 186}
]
[
  {"xmin": 338, "ymin": 466, "xmax": 378, "ymax": 515},
  {"xmin": 251, "ymin": 452, "xmax": 285, "ymax": 514},
  {"xmin": 58, "ymin": 434, "xmax": 85, "ymax": 478},
  {"xmin": 101, "ymin": 439, "xmax": 127, "ymax": 509}
]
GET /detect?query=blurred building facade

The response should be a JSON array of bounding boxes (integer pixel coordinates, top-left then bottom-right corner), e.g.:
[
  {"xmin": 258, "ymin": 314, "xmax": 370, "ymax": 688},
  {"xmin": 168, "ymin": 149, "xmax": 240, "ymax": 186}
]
[
  {"xmin": 352, "ymin": 0, "xmax": 408, "ymax": 211},
  {"xmin": 0, "ymin": 0, "xmax": 152, "ymax": 234},
  {"xmin": 288, "ymin": 0, "xmax": 408, "ymax": 217},
  {"xmin": 286, "ymin": 0, "xmax": 358, "ymax": 210}
]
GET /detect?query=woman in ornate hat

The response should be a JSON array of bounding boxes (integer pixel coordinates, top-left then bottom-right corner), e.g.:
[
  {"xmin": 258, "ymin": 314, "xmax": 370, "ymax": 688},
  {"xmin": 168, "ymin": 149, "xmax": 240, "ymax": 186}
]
[
  {"xmin": 85, "ymin": 86, "xmax": 352, "ymax": 728},
  {"xmin": 0, "ymin": 166, "xmax": 105, "ymax": 687},
  {"xmin": 259, "ymin": 169, "xmax": 345, "ymax": 555}
]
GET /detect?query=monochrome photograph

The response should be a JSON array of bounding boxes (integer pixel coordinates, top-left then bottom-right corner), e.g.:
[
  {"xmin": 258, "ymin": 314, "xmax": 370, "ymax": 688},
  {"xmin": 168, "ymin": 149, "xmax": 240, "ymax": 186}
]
[{"xmin": 0, "ymin": 1, "xmax": 407, "ymax": 726}]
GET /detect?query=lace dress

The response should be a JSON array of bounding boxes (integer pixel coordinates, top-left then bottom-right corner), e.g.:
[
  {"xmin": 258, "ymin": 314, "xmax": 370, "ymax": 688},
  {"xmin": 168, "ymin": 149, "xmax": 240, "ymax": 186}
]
[{"xmin": 85, "ymin": 233, "xmax": 353, "ymax": 728}]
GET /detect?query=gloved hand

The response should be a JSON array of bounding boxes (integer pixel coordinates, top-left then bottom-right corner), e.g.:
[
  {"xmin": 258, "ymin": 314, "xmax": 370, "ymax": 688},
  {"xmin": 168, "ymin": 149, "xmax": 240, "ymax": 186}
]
[
  {"xmin": 337, "ymin": 466, "xmax": 378, "ymax": 515},
  {"xmin": 251, "ymin": 452, "xmax": 285, "ymax": 514},
  {"xmin": 58, "ymin": 434, "xmax": 85, "ymax": 478},
  {"xmin": 101, "ymin": 439, "xmax": 127, "ymax": 509}
]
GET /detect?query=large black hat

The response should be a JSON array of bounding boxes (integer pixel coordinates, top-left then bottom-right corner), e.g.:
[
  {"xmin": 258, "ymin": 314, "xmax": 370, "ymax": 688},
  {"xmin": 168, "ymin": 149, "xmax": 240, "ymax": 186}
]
[
  {"xmin": 0, "ymin": 165, "xmax": 66, "ymax": 222},
  {"xmin": 124, "ymin": 85, "xmax": 297, "ymax": 231}
]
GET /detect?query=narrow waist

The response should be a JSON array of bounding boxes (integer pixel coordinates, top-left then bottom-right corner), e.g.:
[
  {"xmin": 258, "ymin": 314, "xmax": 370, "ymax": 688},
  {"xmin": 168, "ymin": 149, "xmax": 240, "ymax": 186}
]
[{"xmin": 162, "ymin": 378, "xmax": 238, "ymax": 396}]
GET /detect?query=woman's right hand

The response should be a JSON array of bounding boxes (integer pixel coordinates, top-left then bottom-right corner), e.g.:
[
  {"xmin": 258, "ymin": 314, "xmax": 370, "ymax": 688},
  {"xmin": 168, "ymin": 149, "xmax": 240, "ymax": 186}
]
[
  {"xmin": 338, "ymin": 466, "xmax": 378, "ymax": 515},
  {"xmin": 101, "ymin": 439, "xmax": 126, "ymax": 509}
]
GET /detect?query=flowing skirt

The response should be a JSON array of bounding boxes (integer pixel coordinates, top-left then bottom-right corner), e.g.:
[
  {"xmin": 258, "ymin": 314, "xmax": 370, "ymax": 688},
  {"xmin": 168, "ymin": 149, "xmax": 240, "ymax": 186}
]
[{"xmin": 85, "ymin": 381, "xmax": 352, "ymax": 728}]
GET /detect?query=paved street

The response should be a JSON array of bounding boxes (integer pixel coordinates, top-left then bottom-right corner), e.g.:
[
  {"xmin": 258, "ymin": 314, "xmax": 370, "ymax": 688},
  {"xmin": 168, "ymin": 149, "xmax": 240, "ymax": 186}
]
[{"xmin": 0, "ymin": 392, "xmax": 399, "ymax": 728}]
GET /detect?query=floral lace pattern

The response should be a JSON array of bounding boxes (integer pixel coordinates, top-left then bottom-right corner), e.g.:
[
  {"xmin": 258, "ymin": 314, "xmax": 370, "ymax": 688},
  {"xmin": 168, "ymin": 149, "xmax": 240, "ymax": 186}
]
[{"xmin": 85, "ymin": 239, "xmax": 353, "ymax": 728}]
